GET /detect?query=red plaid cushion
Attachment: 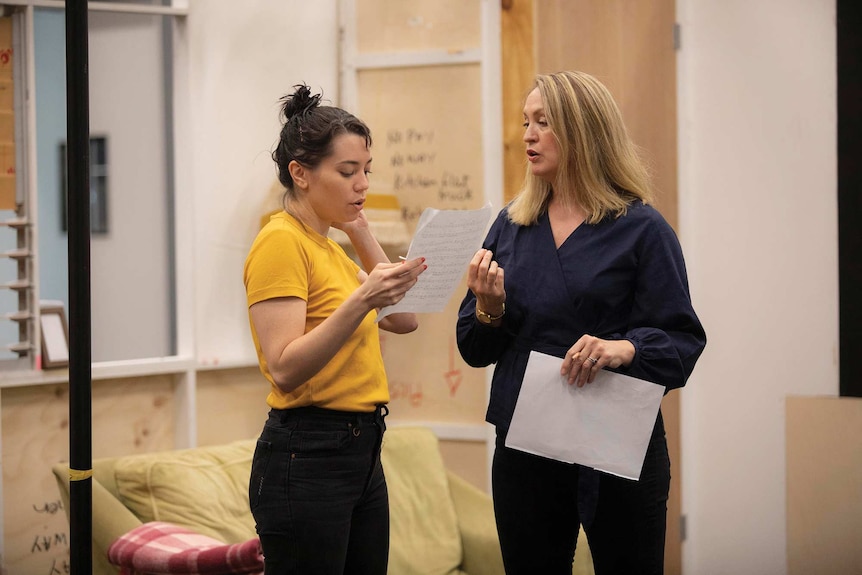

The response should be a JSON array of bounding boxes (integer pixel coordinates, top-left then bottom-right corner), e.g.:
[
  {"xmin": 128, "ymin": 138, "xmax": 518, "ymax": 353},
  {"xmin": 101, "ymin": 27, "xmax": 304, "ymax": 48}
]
[{"xmin": 107, "ymin": 522, "xmax": 263, "ymax": 575}]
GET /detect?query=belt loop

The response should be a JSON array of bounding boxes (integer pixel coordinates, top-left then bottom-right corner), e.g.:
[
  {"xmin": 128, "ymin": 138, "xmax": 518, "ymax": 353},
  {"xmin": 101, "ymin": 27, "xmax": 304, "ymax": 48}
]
[
  {"xmin": 374, "ymin": 404, "xmax": 389, "ymax": 429},
  {"xmin": 376, "ymin": 404, "xmax": 389, "ymax": 421}
]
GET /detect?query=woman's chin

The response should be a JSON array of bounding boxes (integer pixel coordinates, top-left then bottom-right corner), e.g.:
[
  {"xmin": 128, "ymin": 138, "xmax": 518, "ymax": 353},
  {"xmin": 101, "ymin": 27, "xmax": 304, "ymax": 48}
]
[{"xmin": 530, "ymin": 167, "xmax": 554, "ymax": 182}]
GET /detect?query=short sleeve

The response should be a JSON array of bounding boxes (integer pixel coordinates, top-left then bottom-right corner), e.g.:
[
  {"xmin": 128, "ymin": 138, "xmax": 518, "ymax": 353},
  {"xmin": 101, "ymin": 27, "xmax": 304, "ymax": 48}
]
[{"xmin": 244, "ymin": 227, "xmax": 311, "ymax": 307}]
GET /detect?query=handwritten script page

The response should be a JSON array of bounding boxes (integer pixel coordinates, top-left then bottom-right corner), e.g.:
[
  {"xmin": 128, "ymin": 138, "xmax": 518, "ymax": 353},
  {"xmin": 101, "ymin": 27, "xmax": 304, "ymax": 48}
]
[
  {"xmin": 505, "ymin": 350, "xmax": 665, "ymax": 480},
  {"xmin": 377, "ymin": 203, "xmax": 493, "ymax": 321}
]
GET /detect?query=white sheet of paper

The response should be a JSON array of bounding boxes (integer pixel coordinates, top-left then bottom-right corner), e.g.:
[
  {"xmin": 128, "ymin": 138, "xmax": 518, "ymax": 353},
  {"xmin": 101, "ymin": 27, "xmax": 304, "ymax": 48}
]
[
  {"xmin": 377, "ymin": 203, "xmax": 493, "ymax": 321},
  {"xmin": 505, "ymin": 350, "xmax": 665, "ymax": 480}
]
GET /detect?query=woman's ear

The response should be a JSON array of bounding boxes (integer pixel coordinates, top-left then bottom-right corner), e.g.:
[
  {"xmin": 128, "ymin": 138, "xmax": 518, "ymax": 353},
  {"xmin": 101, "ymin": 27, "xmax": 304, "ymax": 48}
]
[{"xmin": 287, "ymin": 160, "xmax": 309, "ymax": 191}]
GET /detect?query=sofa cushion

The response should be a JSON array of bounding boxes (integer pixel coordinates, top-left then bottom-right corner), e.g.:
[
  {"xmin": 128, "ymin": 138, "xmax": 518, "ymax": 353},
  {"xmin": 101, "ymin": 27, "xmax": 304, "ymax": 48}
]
[
  {"xmin": 107, "ymin": 521, "xmax": 263, "ymax": 574},
  {"xmin": 382, "ymin": 427, "xmax": 463, "ymax": 575},
  {"xmin": 113, "ymin": 440, "xmax": 257, "ymax": 544}
]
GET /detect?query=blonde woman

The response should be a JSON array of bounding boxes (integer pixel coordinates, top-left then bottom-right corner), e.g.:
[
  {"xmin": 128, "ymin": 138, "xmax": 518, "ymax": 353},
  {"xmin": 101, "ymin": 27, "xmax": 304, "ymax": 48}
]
[{"xmin": 457, "ymin": 71, "xmax": 706, "ymax": 574}]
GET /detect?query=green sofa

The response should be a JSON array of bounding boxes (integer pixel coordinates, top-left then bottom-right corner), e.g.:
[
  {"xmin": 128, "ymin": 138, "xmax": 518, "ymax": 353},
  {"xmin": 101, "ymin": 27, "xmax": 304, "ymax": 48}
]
[{"xmin": 53, "ymin": 426, "xmax": 593, "ymax": 575}]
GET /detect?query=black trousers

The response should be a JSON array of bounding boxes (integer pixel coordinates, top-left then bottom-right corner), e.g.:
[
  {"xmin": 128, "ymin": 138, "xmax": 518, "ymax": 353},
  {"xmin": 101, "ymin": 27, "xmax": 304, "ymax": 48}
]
[
  {"xmin": 492, "ymin": 412, "xmax": 670, "ymax": 575},
  {"xmin": 249, "ymin": 405, "xmax": 389, "ymax": 575}
]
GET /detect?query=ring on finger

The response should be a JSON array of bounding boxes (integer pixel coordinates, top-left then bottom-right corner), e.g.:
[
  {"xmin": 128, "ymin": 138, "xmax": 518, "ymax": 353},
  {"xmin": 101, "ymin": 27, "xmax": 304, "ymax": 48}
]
[{"xmin": 587, "ymin": 356, "xmax": 598, "ymax": 364}]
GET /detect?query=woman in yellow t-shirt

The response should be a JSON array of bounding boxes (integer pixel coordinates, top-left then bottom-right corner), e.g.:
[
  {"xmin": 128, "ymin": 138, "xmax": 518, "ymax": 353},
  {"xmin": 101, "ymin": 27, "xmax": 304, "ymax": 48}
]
[{"xmin": 244, "ymin": 84, "xmax": 426, "ymax": 575}]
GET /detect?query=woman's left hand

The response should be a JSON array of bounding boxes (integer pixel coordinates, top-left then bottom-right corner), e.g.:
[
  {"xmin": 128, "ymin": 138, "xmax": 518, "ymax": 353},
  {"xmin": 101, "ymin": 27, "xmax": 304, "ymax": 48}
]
[{"xmin": 561, "ymin": 336, "xmax": 636, "ymax": 387}]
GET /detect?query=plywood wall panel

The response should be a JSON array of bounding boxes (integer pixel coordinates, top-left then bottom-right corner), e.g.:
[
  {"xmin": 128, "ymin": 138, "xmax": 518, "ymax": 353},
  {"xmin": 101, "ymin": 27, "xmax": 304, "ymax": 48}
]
[
  {"xmin": 381, "ymin": 299, "xmax": 487, "ymax": 425},
  {"xmin": 2, "ymin": 384, "xmax": 72, "ymax": 575},
  {"xmin": 357, "ymin": 64, "xmax": 484, "ymax": 229},
  {"xmin": 356, "ymin": 0, "xmax": 480, "ymax": 53},
  {"xmin": 355, "ymin": 63, "xmax": 488, "ymax": 425},
  {"xmin": 2, "ymin": 376, "xmax": 175, "ymax": 575},
  {"xmin": 196, "ymin": 367, "xmax": 270, "ymax": 446}
]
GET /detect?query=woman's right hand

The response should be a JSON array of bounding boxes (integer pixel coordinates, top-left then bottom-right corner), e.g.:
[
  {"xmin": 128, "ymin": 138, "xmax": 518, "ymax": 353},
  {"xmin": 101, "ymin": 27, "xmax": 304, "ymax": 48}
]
[
  {"xmin": 358, "ymin": 257, "xmax": 426, "ymax": 310},
  {"xmin": 467, "ymin": 248, "xmax": 506, "ymax": 315}
]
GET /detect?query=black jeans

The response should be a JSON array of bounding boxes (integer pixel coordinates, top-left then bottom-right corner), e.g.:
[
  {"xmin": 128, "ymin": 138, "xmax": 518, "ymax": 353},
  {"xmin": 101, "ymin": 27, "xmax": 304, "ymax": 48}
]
[
  {"xmin": 492, "ymin": 412, "xmax": 670, "ymax": 575},
  {"xmin": 249, "ymin": 405, "xmax": 389, "ymax": 575}
]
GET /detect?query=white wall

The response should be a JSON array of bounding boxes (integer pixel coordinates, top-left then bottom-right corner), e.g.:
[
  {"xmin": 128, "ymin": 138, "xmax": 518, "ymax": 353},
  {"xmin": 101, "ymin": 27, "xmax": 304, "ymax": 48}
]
[
  {"xmin": 184, "ymin": 0, "xmax": 339, "ymax": 365},
  {"xmin": 677, "ymin": 1, "xmax": 838, "ymax": 574}
]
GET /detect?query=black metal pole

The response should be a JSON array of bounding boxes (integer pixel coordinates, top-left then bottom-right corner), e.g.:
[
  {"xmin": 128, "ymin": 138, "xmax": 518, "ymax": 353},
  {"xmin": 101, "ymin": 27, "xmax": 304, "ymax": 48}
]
[{"xmin": 65, "ymin": 0, "xmax": 93, "ymax": 573}]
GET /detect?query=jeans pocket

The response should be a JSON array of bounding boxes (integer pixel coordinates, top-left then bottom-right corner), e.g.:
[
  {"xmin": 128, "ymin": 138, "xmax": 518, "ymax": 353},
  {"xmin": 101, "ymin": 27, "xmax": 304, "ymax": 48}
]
[
  {"xmin": 248, "ymin": 438, "xmax": 272, "ymax": 511},
  {"xmin": 292, "ymin": 429, "xmax": 351, "ymax": 458}
]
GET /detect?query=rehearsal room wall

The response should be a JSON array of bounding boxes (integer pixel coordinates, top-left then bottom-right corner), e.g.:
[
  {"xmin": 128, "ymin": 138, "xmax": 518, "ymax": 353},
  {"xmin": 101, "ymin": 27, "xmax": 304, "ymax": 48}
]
[
  {"xmin": 4, "ymin": 1, "xmax": 851, "ymax": 574},
  {"xmin": 677, "ymin": 1, "xmax": 843, "ymax": 574}
]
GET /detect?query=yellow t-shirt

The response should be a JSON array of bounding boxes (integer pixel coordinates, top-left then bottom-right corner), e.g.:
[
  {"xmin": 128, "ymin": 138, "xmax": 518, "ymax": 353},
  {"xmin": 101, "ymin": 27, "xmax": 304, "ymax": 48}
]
[{"xmin": 243, "ymin": 211, "xmax": 388, "ymax": 411}]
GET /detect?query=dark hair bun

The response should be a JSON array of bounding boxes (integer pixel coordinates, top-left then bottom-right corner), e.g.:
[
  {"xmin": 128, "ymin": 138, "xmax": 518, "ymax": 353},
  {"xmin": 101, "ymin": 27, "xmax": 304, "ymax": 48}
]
[
  {"xmin": 272, "ymin": 83, "xmax": 370, "ymax": 193},
  {"xmin": 281, "ymin": 84, "xmax": 322, "ymax": 121}
]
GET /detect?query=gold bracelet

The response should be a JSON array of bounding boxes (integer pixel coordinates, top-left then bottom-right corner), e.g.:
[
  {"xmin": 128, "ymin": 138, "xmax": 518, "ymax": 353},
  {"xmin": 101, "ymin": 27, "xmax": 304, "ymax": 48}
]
[{"xmin": 476, "ymin": 302, "xmax": 505, "ymax": 324}]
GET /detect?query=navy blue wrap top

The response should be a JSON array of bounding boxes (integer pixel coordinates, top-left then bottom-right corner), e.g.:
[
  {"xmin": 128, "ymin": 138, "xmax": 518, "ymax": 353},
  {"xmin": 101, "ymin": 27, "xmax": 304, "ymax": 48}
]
[{"xmin": 456, "ymin": 201, "xmax": 707, "ymax": 430}]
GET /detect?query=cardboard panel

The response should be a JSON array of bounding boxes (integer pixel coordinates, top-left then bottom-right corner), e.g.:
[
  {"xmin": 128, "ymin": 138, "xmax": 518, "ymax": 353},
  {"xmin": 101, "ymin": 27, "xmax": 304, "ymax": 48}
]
[{"xmin": 787, "ymin": 396, "xmax": 862, "ymax": 575}]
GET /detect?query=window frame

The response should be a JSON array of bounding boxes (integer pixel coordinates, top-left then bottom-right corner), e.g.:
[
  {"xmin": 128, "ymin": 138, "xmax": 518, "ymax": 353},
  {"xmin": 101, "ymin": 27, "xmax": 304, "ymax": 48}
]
[{"xmin": 0, "ymin": 0, "xmax": 193, "ymax": 384}]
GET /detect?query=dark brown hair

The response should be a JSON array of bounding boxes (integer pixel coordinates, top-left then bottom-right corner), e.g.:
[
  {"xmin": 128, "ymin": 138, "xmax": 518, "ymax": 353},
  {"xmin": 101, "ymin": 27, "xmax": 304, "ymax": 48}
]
[{"xmin": 272, "ymin": 84, "xmax": 372, "ymax": 195}]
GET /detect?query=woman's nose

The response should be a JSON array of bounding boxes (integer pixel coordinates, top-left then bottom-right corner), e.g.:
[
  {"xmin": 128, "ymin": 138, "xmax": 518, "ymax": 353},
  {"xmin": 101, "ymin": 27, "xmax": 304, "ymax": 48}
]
[{"xmin": 356, "ymin": 172, "xmax": 370, "ymax": 191}]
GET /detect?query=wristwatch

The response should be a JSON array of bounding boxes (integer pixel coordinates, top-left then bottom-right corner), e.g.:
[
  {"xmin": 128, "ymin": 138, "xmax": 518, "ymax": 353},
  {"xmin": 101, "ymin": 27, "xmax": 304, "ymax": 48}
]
[{"xmin": 475, "ymin": 302, "xmax": 505, "ymax": 324}]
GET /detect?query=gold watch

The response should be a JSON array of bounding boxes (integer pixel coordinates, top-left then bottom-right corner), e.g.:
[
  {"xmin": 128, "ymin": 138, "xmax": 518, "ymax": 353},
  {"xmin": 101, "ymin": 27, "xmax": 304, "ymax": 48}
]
[{"xmin": 476, "ymin": 302, "xmax": 505, "ymax": 324}]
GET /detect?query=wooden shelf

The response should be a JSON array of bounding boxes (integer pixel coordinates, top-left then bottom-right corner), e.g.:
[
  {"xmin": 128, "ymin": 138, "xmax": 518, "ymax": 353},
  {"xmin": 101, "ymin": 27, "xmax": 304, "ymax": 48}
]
[
  {"xmin": 3, "ymin": 310, "xmax": 31, "ymax": 321},
  {"xmin": 2, "ymin": 248, "xmax": 30, "ymax": 259},
  {"xmin": 1, "ymin": 279, "xmax": 30, "ymax": 290},
  {"xmin": 0, "ymin": 217, "xmax": 28, "ymax": 228},
  {"xmin": 5, "ymin": 341, "xmax": 30, "ymax": 354}
]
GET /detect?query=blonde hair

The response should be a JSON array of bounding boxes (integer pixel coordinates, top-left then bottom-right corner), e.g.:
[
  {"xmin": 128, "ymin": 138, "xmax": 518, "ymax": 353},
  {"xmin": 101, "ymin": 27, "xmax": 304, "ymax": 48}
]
[{"xmin": 507, "ymin": 71, "xmax": 654, "ymax": 226}]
